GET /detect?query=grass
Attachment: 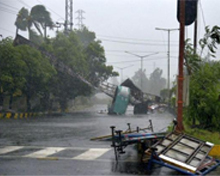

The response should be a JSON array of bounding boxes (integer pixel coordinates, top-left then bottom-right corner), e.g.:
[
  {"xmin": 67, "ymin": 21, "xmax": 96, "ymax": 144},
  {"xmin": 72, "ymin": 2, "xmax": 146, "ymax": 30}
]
[
  {"xmin": 183, "ymin": 122, "xmax": 220, "ymax": 144},
  {"xmin": 167, "ymin": 121, "xmax": 220, "ymax": 144},
  {"xmin": 180, "ymin": 123, "xmax": 220, "ymax": 145}
]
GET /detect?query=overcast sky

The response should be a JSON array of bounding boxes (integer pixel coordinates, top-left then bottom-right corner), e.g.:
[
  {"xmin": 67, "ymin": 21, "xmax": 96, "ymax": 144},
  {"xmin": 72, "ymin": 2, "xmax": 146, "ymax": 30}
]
[{"xmin": 0, "ymin": 0, "xmax": 220, "ymax": 84}]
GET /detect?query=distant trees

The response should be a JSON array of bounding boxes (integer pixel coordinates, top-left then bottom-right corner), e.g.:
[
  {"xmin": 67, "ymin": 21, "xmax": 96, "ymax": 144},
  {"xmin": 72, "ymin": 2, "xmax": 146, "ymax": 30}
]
[
  {"xmin": 15, "ymin": 5, "xmax": 53, "ymax": 42},
  {"xmin": 131, "ymin": 68, "xmax": 166, "ymax": 96}
]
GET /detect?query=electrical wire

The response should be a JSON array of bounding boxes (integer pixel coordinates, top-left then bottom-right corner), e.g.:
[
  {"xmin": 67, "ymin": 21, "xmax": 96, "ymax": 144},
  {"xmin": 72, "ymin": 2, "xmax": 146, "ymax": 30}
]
[
  {"xmin": 100, "ymin": 38, "xmax": 179, "ymax": 47},
  {"xmin": 36, "ymin": 0, "xmax": 65, "ymax": 20},
  {"xmin": 18, "ymin": 0, "xmax": 31, "ymax": 8},
  {"xmin": 0, "ymin": 27, "xmax": 15, "ymax": 35},
  {"xmin": 199, "ymin": 0, "xmax": 206, "ymax": 28},
  {"xmin": 105, "ymin": 50, "xmax": 177, "ymax": 54},
  {"xmin": 0, "ymin": 2, "xmax": 19, "ymax": 11},
  {"xmin": 107, "ymin": 57, "xmax": 173, "ymax": 64},
  {"xmin": 0, "ymin": 7, "xmax": 17, "ymax": 15},
  {"xmin": 97, "ymin": 34, "xmax": 179, "ymax": 44}
]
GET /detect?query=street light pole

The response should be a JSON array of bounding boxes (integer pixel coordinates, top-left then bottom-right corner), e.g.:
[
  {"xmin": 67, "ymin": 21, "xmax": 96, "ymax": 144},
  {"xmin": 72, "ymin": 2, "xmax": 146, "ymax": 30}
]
[
  {"xmin": 155, "ymin": 27, "xmax": 179, "ymax": 102},
  {"xmin": 125, "ymin": 51, "xmax": 159, "ymax": 90},
  {"xmin": 115, "ymin": 65, "xmax": 133, "ymax": 83}
]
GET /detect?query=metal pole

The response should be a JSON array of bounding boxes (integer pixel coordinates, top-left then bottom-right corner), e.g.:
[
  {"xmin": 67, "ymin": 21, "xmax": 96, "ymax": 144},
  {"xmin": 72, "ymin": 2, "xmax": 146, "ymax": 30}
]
[
  {"xmin": 115, "ymin": 65, "xmax": 133, "ymax": 84},
  {"xmin": 176, "ymin": 0, "xmax": 185, "ymax": 132},
  {"xmin": 155, "ymin": 28, "xmax": 179, "ymax": 103},
  {"xmin": 141, "ymin": 57, "xmax": 143, "ymax": 89},
  {"xmin": 124, "ymin": 51, "xmax": 159, "ymax": 90},
  {"xmin": 168, "ymin": 30, "xmax": 170, "ymax": 98},
  {"xmin": 193, "ymin": 16, "xmax": 198, "ymax": 55}
]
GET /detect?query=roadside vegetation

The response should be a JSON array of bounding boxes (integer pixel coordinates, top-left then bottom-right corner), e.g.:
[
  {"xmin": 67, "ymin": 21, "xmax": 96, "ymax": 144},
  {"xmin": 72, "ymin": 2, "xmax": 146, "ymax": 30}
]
[
  {"xmin": 167, "ymin": 25, "xmax": 220, "ymax": 137},
  {"xmin": 183, "ymin": 120, "xmax": 220, "ymax": 144},
  {"xmin": 184, "ymin": 26, "xmax": 220, "ymax": 131},
  {"xmin": 0, "ymin": 5, "xmax": 118, "ymax": 113}
]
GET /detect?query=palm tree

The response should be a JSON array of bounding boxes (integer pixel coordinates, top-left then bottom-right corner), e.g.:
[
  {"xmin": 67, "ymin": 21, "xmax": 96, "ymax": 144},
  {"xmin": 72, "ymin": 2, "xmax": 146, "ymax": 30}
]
[{"xmin": 15, "ymin": 5, "xmax": 53, "ymax": 41}]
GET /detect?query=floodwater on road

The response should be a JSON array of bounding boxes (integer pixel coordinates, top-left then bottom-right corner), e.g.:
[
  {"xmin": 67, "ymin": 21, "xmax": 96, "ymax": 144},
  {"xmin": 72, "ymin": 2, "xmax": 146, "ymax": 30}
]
[
  {"xmin": 1, "ymin": 104, "xmax": 220, "ymax": 175},
  {"xmin": 0, "ymin": 104, "xmax": 174, "ymax": 148}
]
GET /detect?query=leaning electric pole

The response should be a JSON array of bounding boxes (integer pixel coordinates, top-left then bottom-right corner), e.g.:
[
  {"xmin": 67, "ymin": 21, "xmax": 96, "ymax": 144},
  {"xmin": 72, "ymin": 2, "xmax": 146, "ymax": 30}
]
[
  {"xmin": 75, "ymin": 9, "xmax": 85, "ymax": 30},
  {"xmin": 65, "ymin": 0, "xmax": 73, "ymax": 33}
]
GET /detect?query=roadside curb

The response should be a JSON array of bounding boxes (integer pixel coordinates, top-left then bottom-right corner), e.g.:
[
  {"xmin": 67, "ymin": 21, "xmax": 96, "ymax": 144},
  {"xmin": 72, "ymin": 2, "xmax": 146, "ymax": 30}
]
[{"xmin": 0, "ymin": 112, "xmax": 48, "ymax": 119}]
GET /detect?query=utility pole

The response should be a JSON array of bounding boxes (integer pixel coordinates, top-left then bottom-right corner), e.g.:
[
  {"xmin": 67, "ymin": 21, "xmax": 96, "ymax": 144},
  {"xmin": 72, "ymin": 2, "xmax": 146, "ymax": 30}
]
[
  {"xmin": 65, "ymin": 0, "xmax": 73, "ymax": 34},
  {"xmin": 176, "ymin": 0, "xmax": 185, "ymax": 132},
  {"xmin": 115, "ymin": 65, "xmax": 133, "ymax": 83},
  {"xmin": 155, "ymin": 27, "xmax": 179, "ymax": 104},
  {"xmin": 75, "ymin": 9, "xmax": 85, "ymax": 30},
  {"xmin": 125, "ymin": 51, "xmax": 158, "ymax": 90}
]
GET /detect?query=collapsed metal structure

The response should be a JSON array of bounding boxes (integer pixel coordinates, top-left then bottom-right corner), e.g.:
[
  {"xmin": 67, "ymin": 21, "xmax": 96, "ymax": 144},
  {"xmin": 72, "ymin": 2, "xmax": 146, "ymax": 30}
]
[
  {"xmin": 108, "ymin": 120, "xmax": 220, "ymax": 175},
  {"xmin": 13, "ymin": 34, "xmax": 160, "ymax": 114}
]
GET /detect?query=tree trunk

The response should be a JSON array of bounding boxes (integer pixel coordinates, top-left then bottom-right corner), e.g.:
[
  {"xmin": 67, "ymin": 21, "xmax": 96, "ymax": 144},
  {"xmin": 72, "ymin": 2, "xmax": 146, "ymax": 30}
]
[
  {"xmin": 16, "ymin": 27, "xmax": 19, "ymax": 35},
  {"xmin": 9, "ymin": 94, "xmax": 13, "ymax": 110},
  {"xmin": 0, "ymin": 93, "xmax": 4, "ymax": 111},
  {"xmin": 26, "ymin": 93, "xmax": 31, "ymax": 112}
]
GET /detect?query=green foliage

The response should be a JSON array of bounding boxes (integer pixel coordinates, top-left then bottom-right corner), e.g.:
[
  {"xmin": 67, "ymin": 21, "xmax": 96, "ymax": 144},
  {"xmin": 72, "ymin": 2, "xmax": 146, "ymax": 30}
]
[
  {"xmin": 16, "ymin": 44, "xmax": 56, "ymax": 111},
  {"xmin": 77, "ymin": 27, "xmax": 118, "ymax": 86},
  {"xmin": 180, "ymin": 25, "xmax": 220, "ymax": 130},
  {"xmin": 187, "ymin": 62, "xmax": 220, "ymax": 129},
  {"xmin": 0, "ymin": 37, "xmax": 26, "ymax": 108},
  {"xmin": 11, "ymin": 7, "xmax": 118, "ymax": 112},
  {"xmin": 15, "ymin": 5, "xmax": 53, "ymax": 41},
  {"xmin": 184, "ymin": 38, "xmax": 201, "ymax": 75},
  {"xmin": 199, "ymin": 25, "xmax": 220, "ymax": 58}
]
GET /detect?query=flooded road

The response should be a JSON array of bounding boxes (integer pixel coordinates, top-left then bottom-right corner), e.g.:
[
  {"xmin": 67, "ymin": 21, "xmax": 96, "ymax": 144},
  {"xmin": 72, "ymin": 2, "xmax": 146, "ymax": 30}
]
[
  {"xmin": 0, "ymin": 104, "xmax": 219, "ymax": 175},
  {"xmin": 0, "ymin": 105, "xmax": 173, "ymax": 148}
]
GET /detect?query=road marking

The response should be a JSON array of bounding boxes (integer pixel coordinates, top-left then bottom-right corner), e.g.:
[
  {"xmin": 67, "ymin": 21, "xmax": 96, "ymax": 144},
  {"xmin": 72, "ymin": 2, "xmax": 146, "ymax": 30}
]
[
  {"xmin": 24, "ymin": 147, "xmax": 65, "ymax": 158},
  {"xmin": 73, "ymin": 148, "xmax": 110, "ymax": 160},
  {"xmin": 0, "ymin": 146, "xmax": 24, "ymax": 154}
]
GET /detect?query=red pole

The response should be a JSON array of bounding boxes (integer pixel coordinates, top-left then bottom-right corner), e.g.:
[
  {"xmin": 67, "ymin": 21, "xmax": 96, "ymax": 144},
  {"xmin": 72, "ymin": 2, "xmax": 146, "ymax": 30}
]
[{"xmin": 176, "ymin": 0, "xmax": 185, "ymax": 132}]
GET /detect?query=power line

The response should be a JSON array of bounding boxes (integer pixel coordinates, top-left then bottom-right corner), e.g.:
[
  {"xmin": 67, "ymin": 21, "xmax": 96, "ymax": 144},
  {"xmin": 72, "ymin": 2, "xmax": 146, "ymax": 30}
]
[
  {"xmin": 36, "ymin": 0, "xmax": 65, "ymax": 20},
  {"xmin": 0, "ymin": 2, "xmax": 19, "ymax": 11},
  {"xmin": 199, "ymin": 0, "xmax": 206, "ymax": 27},
  {"xmin": 0, "ymin": 7, "xmax": 17, "ymax": 15},
  {"xmin": 105, "ymin": 50, "xmax": 177, "ymax": 53},
  {"xmin": 18, "ymin": 0, "xmax": 31, "ymax": 8},
  {"xmin": 0, "ymin": 27, "xmax": 15, "ymax": 34},
  {"xmin": 107, "ymin": 57, "xmax": 172, "ymax": 64},
  {"xmin": 100, "ymin": 38, "xmax": 179, "ymax": 47},
  {"xmin": 97, "ymin": 34, "xmax": 179, "ymax": 44}
]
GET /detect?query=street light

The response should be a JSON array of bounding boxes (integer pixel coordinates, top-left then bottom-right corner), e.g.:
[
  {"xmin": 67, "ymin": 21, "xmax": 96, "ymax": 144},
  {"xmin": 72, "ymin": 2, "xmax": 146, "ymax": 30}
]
[
  {"xmin": 115, "ymin": 65, "xmax": 133, "ymax": 83},
  {"xmin": 155, "ymin": 27, "xmax": 179, "ymax": 102},
  {"xmin": 125, "ymin": 51, "xmax": 159, "ymax": 90}
]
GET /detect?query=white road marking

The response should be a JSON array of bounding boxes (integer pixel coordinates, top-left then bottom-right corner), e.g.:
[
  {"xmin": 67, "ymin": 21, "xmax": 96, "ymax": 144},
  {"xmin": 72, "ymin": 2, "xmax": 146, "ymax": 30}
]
[
  {"xmin": 24, "ymin": 147, "xmax": 65, "ymax": 158},
  {"xmin": 0, "ymin": 146, "xmax": 24, "ymax": 154},
  {"xmin": 73, "ymin": 148, "xmax": 110, "ymax": 160}
]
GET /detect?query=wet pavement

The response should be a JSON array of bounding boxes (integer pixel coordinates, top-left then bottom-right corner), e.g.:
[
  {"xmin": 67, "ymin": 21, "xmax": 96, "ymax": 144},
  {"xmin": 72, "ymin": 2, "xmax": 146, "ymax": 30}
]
[{"xmin": 0, "ymin": 104, "xmax": 220, "ymax": 175}]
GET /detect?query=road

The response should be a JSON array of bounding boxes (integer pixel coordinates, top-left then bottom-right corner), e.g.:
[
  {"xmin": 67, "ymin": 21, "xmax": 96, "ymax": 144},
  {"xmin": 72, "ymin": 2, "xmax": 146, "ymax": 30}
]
[{"xmin": 0, "ymin": 104, "xmax": 219, "ymax": 175}]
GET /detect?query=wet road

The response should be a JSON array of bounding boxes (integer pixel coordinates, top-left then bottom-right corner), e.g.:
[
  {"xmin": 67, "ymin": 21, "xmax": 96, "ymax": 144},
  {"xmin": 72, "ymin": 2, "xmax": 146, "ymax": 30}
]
[{"xmin": 0, "ymin": 105, "xmax": 219, "ymax": 175}]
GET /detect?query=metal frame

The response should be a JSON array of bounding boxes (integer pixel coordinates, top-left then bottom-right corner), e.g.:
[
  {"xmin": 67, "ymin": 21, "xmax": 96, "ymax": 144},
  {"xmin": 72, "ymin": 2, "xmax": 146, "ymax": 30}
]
[
  {"xmin": 147, "ymin": 148, "xmax": 220, "ymax": 175},
  {"xmin": 110, "ymin": 120, "xmax": 165, "ymax": 161}
]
